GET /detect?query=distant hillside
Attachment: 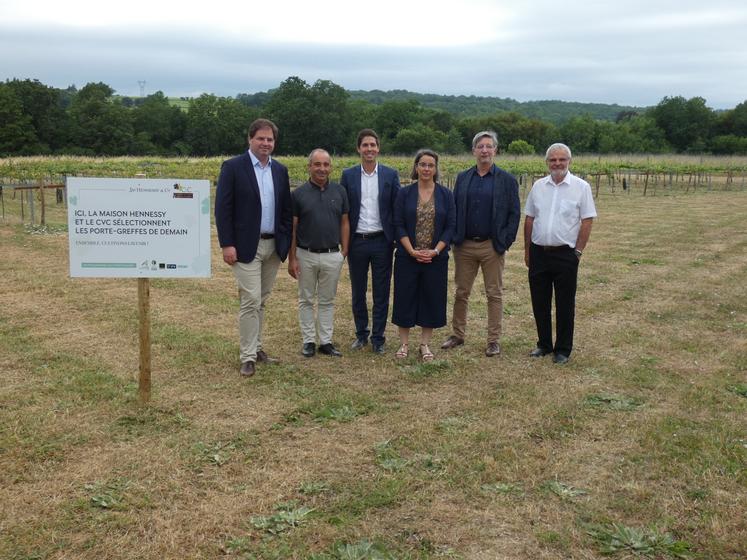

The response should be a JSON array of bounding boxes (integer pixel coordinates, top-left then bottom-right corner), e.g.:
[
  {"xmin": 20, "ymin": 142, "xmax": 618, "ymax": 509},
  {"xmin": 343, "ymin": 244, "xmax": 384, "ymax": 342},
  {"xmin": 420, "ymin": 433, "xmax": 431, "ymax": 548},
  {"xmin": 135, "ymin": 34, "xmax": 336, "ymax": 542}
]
[{"xmin": 347, "ymin": 89, "xmax": 644, "ymax": 124}]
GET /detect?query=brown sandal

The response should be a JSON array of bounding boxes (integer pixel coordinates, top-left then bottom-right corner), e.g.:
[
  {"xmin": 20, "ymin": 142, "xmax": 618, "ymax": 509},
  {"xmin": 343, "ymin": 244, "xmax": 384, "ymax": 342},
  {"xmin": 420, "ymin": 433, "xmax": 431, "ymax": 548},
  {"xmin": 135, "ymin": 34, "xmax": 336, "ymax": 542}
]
[
  {"xmin": 419, "ymin": 344, "xmax": 434, "ymax": 362},
  {"xmin": 395, "ymin": 343, "xmax": 409, "ymax": 359}
]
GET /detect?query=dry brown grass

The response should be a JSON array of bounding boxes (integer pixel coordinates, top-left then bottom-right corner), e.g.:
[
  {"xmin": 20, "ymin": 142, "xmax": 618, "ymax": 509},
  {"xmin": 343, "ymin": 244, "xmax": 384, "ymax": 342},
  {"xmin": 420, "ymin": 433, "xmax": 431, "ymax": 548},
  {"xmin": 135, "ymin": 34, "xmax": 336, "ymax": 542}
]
[{"xmin": 1, "ymin": 187, "xmax": 746, "ymax": 559}]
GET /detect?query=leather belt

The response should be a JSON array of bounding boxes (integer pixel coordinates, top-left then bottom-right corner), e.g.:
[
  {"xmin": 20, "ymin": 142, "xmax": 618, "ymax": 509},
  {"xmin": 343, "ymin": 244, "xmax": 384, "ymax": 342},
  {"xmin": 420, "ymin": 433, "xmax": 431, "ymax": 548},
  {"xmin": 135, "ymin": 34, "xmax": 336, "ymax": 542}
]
[
  {"xmin": 538, "ymin": 244, "xmax": 569, "ymax": 252},
  {"xmin": 260, "ymin": 233, "xmax": 275, "ymax": 239},
  {"xmin": 354, "ymin": 231, "xmax": 384, "ymax": 239},
  {"xmin": 467, "ymin": 236, "xmax": 489, "ymax": 242},
  {"xmin": 298, "ymin": 245, "xmax": 339, "ymax": 253}
]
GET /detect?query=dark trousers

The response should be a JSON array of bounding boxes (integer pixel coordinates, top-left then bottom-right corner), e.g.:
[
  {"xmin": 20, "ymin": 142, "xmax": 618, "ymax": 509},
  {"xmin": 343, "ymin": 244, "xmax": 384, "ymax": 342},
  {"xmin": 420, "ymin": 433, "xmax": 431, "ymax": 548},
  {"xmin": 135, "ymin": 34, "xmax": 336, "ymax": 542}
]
[
  {"xmin": 528, "ymin": 243, "xmax": 579, "ymax": 357},
  {"xmin": 348, "ymin": 235, "xmax": 393, "ymax": 344},
  {"xmin": 392, "ymin": 250, "xmax": 448, "ymax": 329}
]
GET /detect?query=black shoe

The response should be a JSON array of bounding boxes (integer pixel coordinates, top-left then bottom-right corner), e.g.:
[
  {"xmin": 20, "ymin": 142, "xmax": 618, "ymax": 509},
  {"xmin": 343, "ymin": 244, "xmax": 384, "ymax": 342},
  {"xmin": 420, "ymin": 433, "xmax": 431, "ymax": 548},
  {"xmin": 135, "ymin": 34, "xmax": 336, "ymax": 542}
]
[
  {"xmin": 372, "ymin": 342, "xmax": 385, "ymax": 354},
  {"xmin": 302, "ymin": 342, "xmax": 316, "ymax": 358},
  {"xmin": 318, "ymin": 343, "xmax": 342, "ymax": 357},
  {"xmin": 441, "ymin": 335, "xmax": 464, "ymax": 350},
  {"xmin": 240, "ymin": 361, "xmax": 256, "ymax": 377},
  {"xmin": 529, "ymin": 347, "xmax": 551, "ymax": 358},
  {"xmin": 552, "ymin": 353, "xmax": 570, "ymax": 364},
  {"xmin": 351, "ymin": 338, "xmax": 368, "ymax": 350},
  {"xmin": 256, "ymin": 350, "xmax": 279, "ymax": 364}
]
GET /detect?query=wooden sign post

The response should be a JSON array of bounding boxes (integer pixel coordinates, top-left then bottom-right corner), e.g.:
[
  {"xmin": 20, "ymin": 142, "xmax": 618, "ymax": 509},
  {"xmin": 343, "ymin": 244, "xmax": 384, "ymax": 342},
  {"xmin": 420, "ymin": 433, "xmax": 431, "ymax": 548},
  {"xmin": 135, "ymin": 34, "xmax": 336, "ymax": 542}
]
[
  {"xmin": 66, "ymin": 177, "xmax": 211, "ymax": 405},
  {"xmin": 138, "ymin": 278, "xmax": 151, "ymax": 403}
]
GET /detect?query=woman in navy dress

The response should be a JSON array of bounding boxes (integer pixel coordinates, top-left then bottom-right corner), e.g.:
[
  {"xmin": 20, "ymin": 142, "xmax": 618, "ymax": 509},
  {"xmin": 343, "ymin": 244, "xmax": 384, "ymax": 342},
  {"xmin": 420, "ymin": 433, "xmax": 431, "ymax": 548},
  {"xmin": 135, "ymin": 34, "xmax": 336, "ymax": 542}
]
[{"xmin": 392, "ymin": 149, "xmax": 456, "ymax": 361}]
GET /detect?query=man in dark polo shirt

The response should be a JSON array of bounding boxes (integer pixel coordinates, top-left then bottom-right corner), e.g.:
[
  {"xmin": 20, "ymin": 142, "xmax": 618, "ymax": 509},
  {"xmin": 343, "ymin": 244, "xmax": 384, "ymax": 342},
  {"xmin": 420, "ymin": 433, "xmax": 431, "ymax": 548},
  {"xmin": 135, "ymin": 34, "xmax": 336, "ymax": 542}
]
[
  {"xmin": 441, "ymin": 130, "xmax": 520, "ymax": 357},
  {"xmin": 288, "ymin": 149, "xmax": 350, "ymax": 358}
]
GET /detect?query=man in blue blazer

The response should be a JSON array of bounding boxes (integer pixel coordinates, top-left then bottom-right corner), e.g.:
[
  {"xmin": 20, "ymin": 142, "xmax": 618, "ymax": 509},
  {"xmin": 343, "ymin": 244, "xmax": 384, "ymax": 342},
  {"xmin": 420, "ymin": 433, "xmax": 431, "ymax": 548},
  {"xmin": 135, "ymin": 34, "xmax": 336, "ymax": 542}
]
[
  {"xmin": 441, "ymin": 131, "xmax": 521, "ymax": 357},
  {"xmin": 341, "ymin": 129, "xmax": 401, "ymax": 353},
  {"xmin": 215, "ymin": 118, "xmax": 293, "ymax": 377}
]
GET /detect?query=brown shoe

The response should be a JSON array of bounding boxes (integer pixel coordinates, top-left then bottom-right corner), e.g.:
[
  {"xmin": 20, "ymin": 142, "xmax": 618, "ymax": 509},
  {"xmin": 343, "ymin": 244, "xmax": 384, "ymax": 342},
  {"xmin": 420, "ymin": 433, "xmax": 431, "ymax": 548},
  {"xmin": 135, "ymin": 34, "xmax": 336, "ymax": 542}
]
[
  {"xmin": 441, "ymin": 335, "xmax": 464, "ymax": 350},
  {"xmin": 256, "ymin": 350, "xmax": 279, "ymax": 364},
  {"xmin": 240, "ymin": 361, "xmax": 256, "ymax": 377},
  {"xmin": 485, "ymin": 342, "xmax": 501, "ymax": 357}
]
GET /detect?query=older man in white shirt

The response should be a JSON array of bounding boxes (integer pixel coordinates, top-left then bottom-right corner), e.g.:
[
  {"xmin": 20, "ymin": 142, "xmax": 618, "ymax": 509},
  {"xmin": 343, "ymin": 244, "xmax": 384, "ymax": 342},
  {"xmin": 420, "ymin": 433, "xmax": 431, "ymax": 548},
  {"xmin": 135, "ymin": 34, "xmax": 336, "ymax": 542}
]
[{"xmin": 523, "ymin": 143, "xmax": 597, "ymax": 364}]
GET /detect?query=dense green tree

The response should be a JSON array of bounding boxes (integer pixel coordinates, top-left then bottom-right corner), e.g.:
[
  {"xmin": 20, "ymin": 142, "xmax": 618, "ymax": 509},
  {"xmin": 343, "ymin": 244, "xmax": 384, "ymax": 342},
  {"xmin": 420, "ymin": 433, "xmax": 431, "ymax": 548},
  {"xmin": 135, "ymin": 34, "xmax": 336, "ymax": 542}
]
[
  {"xmin": 2, "ymin": 76, "xmax": 746, "ymax": 156},
  {"xmin": 649, "ymin": 96, "xmax": 716, "ymax": 152},
  {"xmin": 373, "ymin": 100, "xmax": 422, "ymax": 144},
  {"xmin": 715, "ymin": 100, "xmax": 747, "ymax": 139},
  {"xmin": 0, "ymin": 85, "xmax": 38, "ymax": 154},
  {"xmin": 422, "ymin": 108, "xmax": 456, "ymax": 134},
  {"xmin": 264, "ymin": 77, "xmax": 320, "ymax": 154},
  {"xmin": 616, "ymin": 116, "xmax": 671, "ymax": 153},
  {"xmin": 307, "ymin": 79, "xmax": 354, "ymax": 154},
  {"xmin": 264, "ymin": 77, "xmax": 354, "ymax": 155},
  {"xmin": 132, "ymin": 91, "xmax": 187, "ymax": 154},
  {"xmin": 458, "ymin": 112, "xmax": 556, "ymax": 153},
  {"xmin": 389, "ymin": 123, "xmax": 448, "ymax": 154},
  {"xmin": 185, "ymin": 94, "xmax": 258, "ymax": 156},
  {"xmin": 560, "ymin": 115, "xmax": 599, "ymax": 153},
  {"xmin": 506, "ymin": 139, "xmax": 535, "ymax": 155},
  {"xmin": 709, "ymin": 134, "xmax": 747, "ymax": 154},
  {"xmin": 67, "ymin": 82, "xmax": 134, "ymax": 155},
  {"xmin": 4, "ymin": 79, "xmax": 70, "ymax": 152},
  {"xmin": 346, "ymin": 98, "xmax": 378, "ymax": 149}
]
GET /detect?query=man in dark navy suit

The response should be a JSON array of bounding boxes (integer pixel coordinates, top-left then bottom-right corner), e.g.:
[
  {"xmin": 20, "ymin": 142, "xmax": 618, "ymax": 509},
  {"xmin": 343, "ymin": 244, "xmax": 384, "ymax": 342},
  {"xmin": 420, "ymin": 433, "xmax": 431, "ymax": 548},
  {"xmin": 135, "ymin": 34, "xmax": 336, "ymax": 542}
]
[
  {"xmin": 215, "ymin": 118, "xmax": 292, "ymax": 378},
  {"xmin": 340, "ymin": 129, "xmax": 401, "ymax": 354}
]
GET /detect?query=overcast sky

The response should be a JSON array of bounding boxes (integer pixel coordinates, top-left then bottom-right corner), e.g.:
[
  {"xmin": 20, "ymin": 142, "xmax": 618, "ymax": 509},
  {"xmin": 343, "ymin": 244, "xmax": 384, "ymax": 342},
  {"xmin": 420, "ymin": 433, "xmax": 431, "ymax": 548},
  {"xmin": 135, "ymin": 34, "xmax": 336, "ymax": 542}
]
[{"xmin": 2, "ymin": 0, "xmax": 745, "ymax": 109}]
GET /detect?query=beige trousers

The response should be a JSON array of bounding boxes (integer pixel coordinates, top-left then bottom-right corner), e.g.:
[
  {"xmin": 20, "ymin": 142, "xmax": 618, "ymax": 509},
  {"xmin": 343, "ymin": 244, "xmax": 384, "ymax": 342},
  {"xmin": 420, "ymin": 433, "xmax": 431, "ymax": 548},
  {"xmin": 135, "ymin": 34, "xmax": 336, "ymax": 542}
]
[
  {"xmin": 296, "ymin": 248, "xmax": 345, "ymax": 345},
  {"xmin": 232, "ymin": 238, "xmax": 281, "ymax": 363},
  {"xmin": 451, "ymin": 240, "xmax": 505, "ymax": 343}
]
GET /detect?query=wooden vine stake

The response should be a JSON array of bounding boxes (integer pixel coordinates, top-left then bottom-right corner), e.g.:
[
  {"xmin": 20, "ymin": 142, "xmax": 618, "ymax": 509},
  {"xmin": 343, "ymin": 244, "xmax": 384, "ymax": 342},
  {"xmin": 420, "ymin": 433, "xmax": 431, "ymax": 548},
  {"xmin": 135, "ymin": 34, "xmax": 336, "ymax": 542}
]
[
  {"xmin": 138, "ymin": 278, "xmax": 152, "ymax": 404},
  {"xmin": 39, "ymin": 178, "xmax": 46, "ymax": 226}
]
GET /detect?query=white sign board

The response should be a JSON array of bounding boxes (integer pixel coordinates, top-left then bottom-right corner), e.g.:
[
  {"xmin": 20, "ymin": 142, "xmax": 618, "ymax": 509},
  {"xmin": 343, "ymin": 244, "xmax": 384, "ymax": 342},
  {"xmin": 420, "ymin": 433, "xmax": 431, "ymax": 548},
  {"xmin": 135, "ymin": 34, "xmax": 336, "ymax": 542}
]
[{"xmin": 67, "ymin": 177, "xmax": 211, "ymax": 278}]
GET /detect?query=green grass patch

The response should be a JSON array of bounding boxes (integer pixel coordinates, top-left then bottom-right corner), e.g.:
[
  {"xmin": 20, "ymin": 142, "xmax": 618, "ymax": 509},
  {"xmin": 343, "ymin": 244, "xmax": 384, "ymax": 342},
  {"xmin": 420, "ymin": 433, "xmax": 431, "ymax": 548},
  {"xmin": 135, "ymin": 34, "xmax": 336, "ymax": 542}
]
[
  {"xmin": 728, "ymin": 383, "xmax": 747, "ymax": 398},
  {"xmin": 398, "ymin": 359, "xmax": 452, "ymax": 379},
  {"xmin": 584, "ymin": 393, "xmax": 644, "ymax": 411},
  {"xmin": 541, "ymin": 479, "xmax": 588, "ymax": 499},
  {"xmin": 585, "ymin": 522, "xmax": 692, "ymax": 558},
  {"xmin": 645, "ymin": 416, "xmax": 747, "ymax": 482},
  {"xmin": 250, "ymin": 502, "xmax": 315, "ymax": 535}
]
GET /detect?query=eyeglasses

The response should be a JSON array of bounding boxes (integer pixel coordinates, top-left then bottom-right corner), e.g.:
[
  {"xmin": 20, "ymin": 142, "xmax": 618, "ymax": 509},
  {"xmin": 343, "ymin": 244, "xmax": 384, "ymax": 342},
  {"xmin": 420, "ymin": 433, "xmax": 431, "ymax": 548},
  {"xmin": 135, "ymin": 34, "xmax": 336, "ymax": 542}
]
[
  {"xmin": 417, "ymin": 162, "xmax": 436, "ymax": 169},
  {"xmin": 547, "ymin": 158, "xmax": 569, "ymax": 163},
  {"xmin": 475, "ymin": 144, "xmax": 495, "ymax": 151}
]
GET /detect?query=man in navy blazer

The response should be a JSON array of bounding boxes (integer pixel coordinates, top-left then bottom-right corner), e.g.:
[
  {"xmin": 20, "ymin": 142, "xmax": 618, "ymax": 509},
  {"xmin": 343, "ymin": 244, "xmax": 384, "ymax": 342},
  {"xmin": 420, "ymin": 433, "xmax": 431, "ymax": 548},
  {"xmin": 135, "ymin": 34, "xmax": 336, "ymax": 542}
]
[
  {"xmin": 215, "ymin": 118, "xmax": 292, "ymax": 377},
  {"xmin": 341, "ymin": 129, "xmax": 401, "ymax": 353},
  {"xmin": 441, "ymin": 130, "xmax": 520, "ymax": 357}
]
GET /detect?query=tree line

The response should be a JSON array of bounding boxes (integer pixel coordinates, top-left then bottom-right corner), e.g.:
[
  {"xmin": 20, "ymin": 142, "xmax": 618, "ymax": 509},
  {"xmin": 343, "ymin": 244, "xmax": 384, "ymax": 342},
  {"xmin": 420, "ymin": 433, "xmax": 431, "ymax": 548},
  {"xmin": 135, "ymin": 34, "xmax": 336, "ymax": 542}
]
[{"xmin": 2, "ymin": 77, "xmax": 747, "ymax": 157}]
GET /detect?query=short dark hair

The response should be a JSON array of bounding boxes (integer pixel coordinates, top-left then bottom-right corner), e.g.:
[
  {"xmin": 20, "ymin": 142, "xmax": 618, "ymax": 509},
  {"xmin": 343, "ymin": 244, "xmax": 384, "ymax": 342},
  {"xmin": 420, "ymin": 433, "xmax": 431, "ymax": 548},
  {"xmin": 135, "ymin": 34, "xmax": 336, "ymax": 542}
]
[
  {"xmin": 248, "ymin": 118, "xmax": 278, "ymax": 140},
  {"xmin": 356, "ymin": 129, "xmax": 379, "ymax": 148},
  {"xmin": 410, "ymin": 148, "xmax": 440, "ymax": 182}
]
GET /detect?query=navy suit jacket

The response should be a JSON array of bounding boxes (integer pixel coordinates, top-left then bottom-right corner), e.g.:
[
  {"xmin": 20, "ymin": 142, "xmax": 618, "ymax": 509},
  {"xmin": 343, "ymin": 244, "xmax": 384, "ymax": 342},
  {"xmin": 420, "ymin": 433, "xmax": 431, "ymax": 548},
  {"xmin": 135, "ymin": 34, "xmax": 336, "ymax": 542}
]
[
  {"xmin": 340, "ymin": 163, "xmax": 401, "ymax": 244},
  {"xmin": 452, "ymin": 164, "xmax": 520, "ymax": 255},
  {"xmin": 215, "ymin": 152, "xmax": 293, "ymax": 263},
  {"xmin": 393, "ymin": 182, "xmax": 456, "ymax": 256}
]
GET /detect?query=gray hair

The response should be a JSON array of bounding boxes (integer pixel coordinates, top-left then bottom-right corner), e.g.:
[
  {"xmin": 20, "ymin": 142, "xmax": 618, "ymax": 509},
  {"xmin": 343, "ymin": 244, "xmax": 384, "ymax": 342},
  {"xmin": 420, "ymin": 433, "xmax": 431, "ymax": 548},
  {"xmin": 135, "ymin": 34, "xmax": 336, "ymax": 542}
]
[
  {"xmin": 308, "ymin": 148, "xmax": 330, "ymax": 164},
  {"xmin": 545, "ymin": 143, "xmax": 572, "ymax": 160},
  {"xmin": 472, "ymin": 130, "xmax": 498, "ymax": 150}
]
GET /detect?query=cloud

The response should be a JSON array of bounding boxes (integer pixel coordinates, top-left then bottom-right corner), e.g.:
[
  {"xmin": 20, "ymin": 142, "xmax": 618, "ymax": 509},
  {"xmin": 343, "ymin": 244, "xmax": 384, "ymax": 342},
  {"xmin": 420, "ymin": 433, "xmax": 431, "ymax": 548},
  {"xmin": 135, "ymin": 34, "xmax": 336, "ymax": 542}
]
[{"xmin": 1, "ymin": 0, "xmax": 745, "ymax": 110}]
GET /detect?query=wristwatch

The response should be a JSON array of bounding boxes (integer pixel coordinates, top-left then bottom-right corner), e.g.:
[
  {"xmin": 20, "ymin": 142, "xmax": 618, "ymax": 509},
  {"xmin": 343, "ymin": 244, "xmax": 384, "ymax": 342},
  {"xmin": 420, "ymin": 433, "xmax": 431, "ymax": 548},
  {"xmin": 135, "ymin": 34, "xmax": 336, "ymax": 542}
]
[{"xmin": 574, "ymin": 249, "xmax": 583, "ymax": 257}]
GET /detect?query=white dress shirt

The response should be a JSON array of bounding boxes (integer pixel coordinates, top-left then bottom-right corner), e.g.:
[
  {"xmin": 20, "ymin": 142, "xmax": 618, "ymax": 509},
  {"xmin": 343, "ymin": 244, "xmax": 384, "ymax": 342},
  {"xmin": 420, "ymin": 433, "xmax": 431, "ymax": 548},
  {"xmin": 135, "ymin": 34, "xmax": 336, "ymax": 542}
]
[
  {"xmin": 524, "ymin": 172, "xmax": 597, "ymax": 248},
  {"xmin": 249, "ymin": 150, "xmax": 275, "ymax": 235},
  {"xmin": 356, "ymin": 164, "xmax": 383, "ymax": 233}
]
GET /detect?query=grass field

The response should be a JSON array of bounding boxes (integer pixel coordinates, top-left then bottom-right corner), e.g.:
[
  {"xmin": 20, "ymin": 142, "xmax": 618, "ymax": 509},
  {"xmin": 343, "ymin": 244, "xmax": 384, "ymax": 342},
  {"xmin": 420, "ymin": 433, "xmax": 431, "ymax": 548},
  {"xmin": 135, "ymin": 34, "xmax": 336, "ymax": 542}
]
[{"xmin": 1, "ymin": 184, "xmax": 746, "ymax": 558}]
